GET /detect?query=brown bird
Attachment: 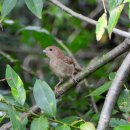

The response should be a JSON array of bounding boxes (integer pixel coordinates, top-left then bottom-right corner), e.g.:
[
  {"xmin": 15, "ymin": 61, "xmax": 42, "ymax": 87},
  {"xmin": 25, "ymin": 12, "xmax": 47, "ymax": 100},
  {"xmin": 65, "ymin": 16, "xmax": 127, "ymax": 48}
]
[{"xmin": 43, "ymin": 46, "xmax": 81, "ymax": 93}]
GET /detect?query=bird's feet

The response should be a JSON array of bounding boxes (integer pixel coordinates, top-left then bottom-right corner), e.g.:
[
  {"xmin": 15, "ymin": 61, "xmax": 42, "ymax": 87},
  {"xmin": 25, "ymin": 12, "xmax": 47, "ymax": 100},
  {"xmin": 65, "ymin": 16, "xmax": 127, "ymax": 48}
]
[
  {"xmin": 54, "ymin": 86, "xmax": 64, "ymax": 95},
  {"xmin": 71, "ymin": 76, "xmax": 78, "ymax": 84}
]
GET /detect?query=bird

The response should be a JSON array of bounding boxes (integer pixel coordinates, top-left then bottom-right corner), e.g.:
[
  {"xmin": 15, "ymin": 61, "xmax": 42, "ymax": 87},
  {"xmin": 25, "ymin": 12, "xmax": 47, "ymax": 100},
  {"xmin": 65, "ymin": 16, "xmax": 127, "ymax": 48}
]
[{"xmin": 43, "ymin": 46, "xmax": 81, "ymax": 93}]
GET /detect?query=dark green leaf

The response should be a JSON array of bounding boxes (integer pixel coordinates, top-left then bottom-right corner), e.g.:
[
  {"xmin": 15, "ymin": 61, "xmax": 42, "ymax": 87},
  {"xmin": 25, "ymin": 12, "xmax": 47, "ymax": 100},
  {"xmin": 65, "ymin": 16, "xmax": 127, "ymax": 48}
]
[
  {"xmin": 114, "ymin": 125, "xmax": 130, "ymax": 130},
  {"xmin": 117, "ymin": 89, "xmax": 130, "ymax": 113},
  {"xmin": 89, "ymin": 81, "xmax": 112, "ymax": 96},
  {"xmin": 30, "ymin": 116, "xmax": 49, "ymax": 130},
  {"xmin": 61, "ymin": 116, "xmax": 79, "ymax": 124},
  {"xmin": 6, "ymin": 64, "xmax": 26, "ymax": 105},
  {"xmin": 55, "ymin": 125, "xmax": 71, "ymax": 130},
  {"xmin": 109, "ymin": 118, "xmax": 129, "ymax": 127},
  {"xmin": 25, "ymin": 0, "xmax": 43, "ymax": 19},
  {"xmin": 96, "ymin": 13, "xmax": 107, "ymax": 41},
  {"xmin": 1, "ymin": 0, "xmax": 17, "ymax": 21},
  {"xmin": 33, "ymin": 79, "xmax": 57, "ymax": 117},
  {"xmin": 108, "ymin": 4, "xmax": 124, "ymax": 38}
]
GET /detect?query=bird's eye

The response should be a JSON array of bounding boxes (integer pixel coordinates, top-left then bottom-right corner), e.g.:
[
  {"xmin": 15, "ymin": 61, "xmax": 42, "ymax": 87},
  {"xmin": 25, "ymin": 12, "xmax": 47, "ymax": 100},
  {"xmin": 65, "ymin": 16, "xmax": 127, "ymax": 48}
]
[{"xmin": 49, "ymin": 48, "xmax": 53, "ymax": 51}]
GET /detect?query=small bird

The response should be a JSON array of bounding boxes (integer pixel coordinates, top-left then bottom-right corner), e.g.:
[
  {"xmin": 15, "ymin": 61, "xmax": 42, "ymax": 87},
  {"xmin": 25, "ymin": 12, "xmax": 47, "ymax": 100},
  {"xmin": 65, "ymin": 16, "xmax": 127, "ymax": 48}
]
[{"xmin": 43, "ymin": 46, "xmax": 81, "ymax": 93}]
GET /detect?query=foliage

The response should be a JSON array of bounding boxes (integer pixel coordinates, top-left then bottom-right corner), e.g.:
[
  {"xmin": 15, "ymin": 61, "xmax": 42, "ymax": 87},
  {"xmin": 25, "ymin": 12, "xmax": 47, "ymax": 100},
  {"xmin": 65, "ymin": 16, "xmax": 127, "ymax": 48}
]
[{"xmin": 0, "ymin": 0, "xmax": 130, "ymax": 129}]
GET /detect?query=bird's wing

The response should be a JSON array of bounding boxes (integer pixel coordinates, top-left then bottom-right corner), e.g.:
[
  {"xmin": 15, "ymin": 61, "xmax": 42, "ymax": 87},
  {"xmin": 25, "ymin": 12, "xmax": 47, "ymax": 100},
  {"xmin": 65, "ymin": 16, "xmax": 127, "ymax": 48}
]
[
  {"xmin": 64, "ymin": 56, "xmax": 74, "ymax": 65},
  {"xmin": 64, "ymin": 56, "xmax": 82, "ymax": 72}
]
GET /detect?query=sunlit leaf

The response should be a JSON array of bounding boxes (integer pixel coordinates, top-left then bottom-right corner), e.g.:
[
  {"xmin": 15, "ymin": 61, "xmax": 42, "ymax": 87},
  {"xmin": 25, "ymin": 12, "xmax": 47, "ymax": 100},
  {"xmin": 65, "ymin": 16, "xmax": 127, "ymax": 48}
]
[
  {"xmin": 6, "ymin": 65, "xmax": 26, "ymax": 105},
  {"xmin": 114, "ymin": 125, "xmax": 130, "ymax": 130},
  {"xmin": 124, "ymin": 0, "xmax": 130, "ymax": 3},
  {"xmin": 25, "ymin": 0, "xmax": 43, "ymax": 19},
  {"xmin": 1, "ymin": 0, "xmax": 17, "ymax": 21},
  {"xmin": 80, "ymin": 122, "xmax": 95, "ymax": 130},
  {"xmin": 33, "ymin": 79, "xmax": 57, "ymax": 117},
  {"xmin": 96, "ymin": 13, "xmax": 107, "ymax": 41},
  {"xmin": 30, "ymin": 116, "xmax": 49, "ymax": 130},
  {"xmin": 108, "ymin": 4, "xmax": 124, "ymax": 38}
]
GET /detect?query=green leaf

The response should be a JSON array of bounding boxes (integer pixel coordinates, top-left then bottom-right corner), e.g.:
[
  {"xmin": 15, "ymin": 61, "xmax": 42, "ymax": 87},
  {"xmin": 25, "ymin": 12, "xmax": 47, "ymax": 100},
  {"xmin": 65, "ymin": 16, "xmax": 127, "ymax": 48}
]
[
  {"xmin": 7, "ymin": 106, "xmax": 25, "ymax": 130},
  {"xmin": 25, "ymin": 0, "xmax": 43, "ymax": 19},
  {"xmin": 1, "ymin": 0, "xmax": 17, "ymax": 21},
  {"xmin": 96, "ymin": 13, "xmax": 107, "ymax": 41},
  {"xmin": 109, "ymin": 118, "xmax": 129, "ymax": 127},
  {"xmin": 124, "ymin": 0, "xmax": 130, "ymax": 3},
  {"xmin": 6, "ymin": 65, "xmax": 26, "ymax": 105},
  {"xmin": 109, "ymin": 72, "xmax": 116, "ymax": 80},
  {"xmin": 89, "ymin": 81, "xmax": 112, "ymax": 96},
  {"xmin": 55, "ymin": 125, "xmax": 71, "ymax": 130},
  {"xmin": 109, "ymin": 0, "xmax": 124, "ymax": 10},
  {"xmin": 117, "ymin": 89, "xmax": 130, "ymax": 113},
  {"xmin": 33, "ymin": 79, "xmax": 57, "ymax": 117},
  {"xmin": 30, "ymin": 116, "xmax": 49, "ymax": 130},
  {"xmin": 80, "ymin": 122, "xmax": 95, "ymax": 130},
  {"xmin": 61, "ymin": 116, "xmax": 80, "ymax": 124},
  {"xmin": 108, "ymin": 4, "xmax": 124, "ymax": 38},
  {"xmin": 114, "ymin": 125, "xmax": 130, "ymax": 130},
  {"xmin": 128, "ymin": 4, "xmax": 130, "ymax": 19}
]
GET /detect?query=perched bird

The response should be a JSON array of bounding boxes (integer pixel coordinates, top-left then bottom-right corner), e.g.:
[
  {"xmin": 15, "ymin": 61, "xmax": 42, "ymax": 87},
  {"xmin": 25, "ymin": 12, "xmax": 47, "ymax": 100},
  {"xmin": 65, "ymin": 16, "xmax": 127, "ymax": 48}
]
[{"xmin": 43, "ymin": 46, "xmax": 81, "ymax": 93}]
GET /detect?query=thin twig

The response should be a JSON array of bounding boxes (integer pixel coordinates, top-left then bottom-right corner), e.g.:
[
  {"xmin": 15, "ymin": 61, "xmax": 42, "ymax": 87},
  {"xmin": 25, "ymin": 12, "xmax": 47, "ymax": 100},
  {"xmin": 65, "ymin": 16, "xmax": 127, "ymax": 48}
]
[
  {"xmin": 0, "ymin": 50, "xmax": 17, "ymax": 63},
  {"xmin": 1, "ymin": 39, "xmax": 130, "ymax": 130},
  {"xmin": 49, "ymin": 0, "xmax": 130, "ymax": 39},
  {"xmin": 101, "ymin": 0, "xmax": 107, "ymax": 14},
  {"xmin": 97, "ymin": 49, "xmax": 130, "ymax": 130},
  {"xmin": 0, "ymin": 78, "xmax": 12, "ymax": 82}
]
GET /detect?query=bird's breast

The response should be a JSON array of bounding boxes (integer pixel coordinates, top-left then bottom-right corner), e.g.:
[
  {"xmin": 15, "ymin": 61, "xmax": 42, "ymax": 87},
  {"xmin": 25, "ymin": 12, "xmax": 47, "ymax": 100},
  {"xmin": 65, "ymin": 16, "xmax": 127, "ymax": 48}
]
[{"xmin": 49, "ymin": 59, "xmax": 73, "ymax": 78}]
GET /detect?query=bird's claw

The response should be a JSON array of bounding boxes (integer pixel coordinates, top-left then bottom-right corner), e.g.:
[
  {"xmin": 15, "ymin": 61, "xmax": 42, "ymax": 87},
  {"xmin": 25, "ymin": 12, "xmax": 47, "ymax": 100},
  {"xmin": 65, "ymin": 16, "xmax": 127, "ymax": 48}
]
[{"xmin": 71, "ymin": 77, "xmax": 78, "ymax": 84}]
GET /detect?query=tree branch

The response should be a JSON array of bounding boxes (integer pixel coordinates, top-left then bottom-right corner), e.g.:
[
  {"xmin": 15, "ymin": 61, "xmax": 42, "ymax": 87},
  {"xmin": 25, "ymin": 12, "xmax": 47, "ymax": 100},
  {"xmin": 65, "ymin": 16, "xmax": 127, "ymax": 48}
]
[
  {"xmin": 56, "ymin": 39, "xmax": 130, "ymax": 97},
  {"xmin": 97, "ymin": 46, "xmax": 130, "ymax": 130},
  {"xmin": 0, "ymin": 39, "xmax": 130, "ymax": 130},
  {"xmin": 49, "ymin": 0, "xmax": 130, "ymax": 39}
]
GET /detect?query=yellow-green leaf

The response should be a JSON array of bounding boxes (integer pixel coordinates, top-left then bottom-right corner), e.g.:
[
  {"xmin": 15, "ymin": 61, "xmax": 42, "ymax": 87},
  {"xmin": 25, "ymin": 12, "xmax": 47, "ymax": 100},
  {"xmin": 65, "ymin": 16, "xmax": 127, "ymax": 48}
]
[
  {"xmin": 80, "ymin": 122, "xmax": 95, "ymax": 130},
  {"xmin": 96, "ymin": 13, "xmax": 107, "ymax": 41},
  {"xmin": 6, "ymin": 64, "xmax": 26, "ymax": 105}
]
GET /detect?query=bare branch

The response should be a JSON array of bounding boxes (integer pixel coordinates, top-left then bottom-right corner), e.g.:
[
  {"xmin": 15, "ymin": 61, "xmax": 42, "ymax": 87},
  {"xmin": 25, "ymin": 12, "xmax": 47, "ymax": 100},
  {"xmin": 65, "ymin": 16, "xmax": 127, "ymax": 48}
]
[
  {"xmin": 97, "ymin": 46, "xmax": 130, "ymax": 130},
  {"xmin": 49, "ymin": 0, "xmax": 130, "ymax": 39}
]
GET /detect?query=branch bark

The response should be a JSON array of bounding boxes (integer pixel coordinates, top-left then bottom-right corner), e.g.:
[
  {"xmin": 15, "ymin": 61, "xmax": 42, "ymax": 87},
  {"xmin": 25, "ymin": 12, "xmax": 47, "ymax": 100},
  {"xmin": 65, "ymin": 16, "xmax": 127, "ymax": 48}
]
[
  {"xmin": 49, "ymin": 0, "xmax": 130, "ymax": 39},
  {"xmin": 0, "ymin": 39, "xmax": 130, "ymax": 130},
  {"xmin": 97, "ymin": 46, "xmax": 130, "ymax": 130}
]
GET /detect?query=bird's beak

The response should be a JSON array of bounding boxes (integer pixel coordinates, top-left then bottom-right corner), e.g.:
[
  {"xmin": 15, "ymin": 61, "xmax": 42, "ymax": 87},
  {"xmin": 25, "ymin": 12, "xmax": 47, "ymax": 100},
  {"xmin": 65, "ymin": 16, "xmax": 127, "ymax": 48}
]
[{"xmin": 43, "ymin": 50, "xmax": 46, "ymax": 54}]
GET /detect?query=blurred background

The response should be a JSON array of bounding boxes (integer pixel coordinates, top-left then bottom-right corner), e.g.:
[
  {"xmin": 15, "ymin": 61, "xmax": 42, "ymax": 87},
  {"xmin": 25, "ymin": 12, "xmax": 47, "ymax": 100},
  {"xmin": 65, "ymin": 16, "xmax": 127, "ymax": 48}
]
[{"xmin": 0, "ymin": 0, "xmax": 130, "ymax": 126}]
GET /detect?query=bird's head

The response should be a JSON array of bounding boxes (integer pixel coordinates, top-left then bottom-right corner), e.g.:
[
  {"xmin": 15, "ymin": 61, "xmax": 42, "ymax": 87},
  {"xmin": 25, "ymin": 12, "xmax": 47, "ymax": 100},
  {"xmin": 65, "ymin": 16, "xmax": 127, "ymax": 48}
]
[{"xmin": 43, "ymin": 46, "xmax": 64, "ymax": 59}]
